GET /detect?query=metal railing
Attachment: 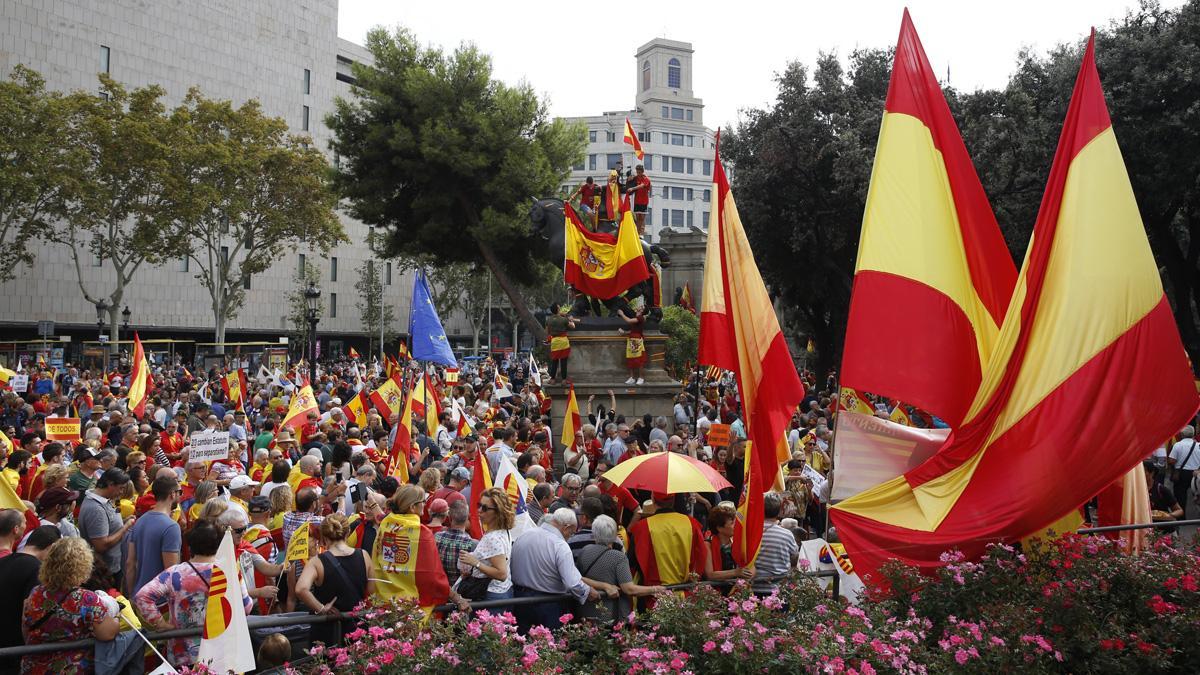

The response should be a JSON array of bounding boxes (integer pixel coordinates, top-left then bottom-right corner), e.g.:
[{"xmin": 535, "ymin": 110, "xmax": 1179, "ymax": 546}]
[{"xmin": 0, "ymin": 570, "xmax": 836, "ymax": 659}]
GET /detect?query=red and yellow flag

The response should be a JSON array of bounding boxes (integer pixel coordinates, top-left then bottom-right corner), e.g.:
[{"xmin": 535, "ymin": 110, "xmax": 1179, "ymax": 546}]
[
  {"xmin": 128, "ymin": 333, "xmax": 151, "ymax": 419},
  {"xmin": 889, "ymin": 404, "xmax": 912, "ymax": 426},
  {"xmin": 697, "ymin": 133, "xmax": 806, "ymax": 565},
  {"xmin": 561, "ymin": 385, "xmax": 581, "ymax": 448},
  {"xmin": 468, "ymin": 449, "xmax": 494, "ymax": 539},
  {"xmin": 409, "ymin": 372, "xmax": 441, "ymax": 436},
  {"xmin": 679, "ymin": 281, "xmax": 696, "ymax": 314},
  {"xmin": 45, "ymin": 417, "xmax": 81, "ymax": 442},
  {"xmin": 369, "ymin": 375, "xmax": 406, "ymax": 421},
  {"xmin": 623, "ymin": 116, "xmax": 644, "ymax": 160},
  {"xmin": 837, "ymin": 387, "xmax": 873, "ymax": 415},
  {"xmin": 840, "ymin": 11, "xmax": 1017, "ymax": 428},
  {"xmin": 563, "ymin": 202, "xmax": 650, "ymax": 300},
  {"xmin": 345, "ymin": 389, "xmax": 368, "ymax": 427},
  {"xmin": 221, "ymin": 369, "xmax": 247, "ymax": 413},
  {"xmin": 280, "ymin": 384, "xmax": 318, "ymax": 431},
  {"xmin": 832, "ymin": 34, "xmax": 1200, "ymax": 580},
  {"xmin": 349, "ymin": 346, "xmax": 361, "ymax": 359},
  {"xmin": 372, "ymin": 513, "xmax": 450, "ymax": 610},
  {"xmin": 389, "ymin": 379, "xmax": 418, "ymax": 484}
]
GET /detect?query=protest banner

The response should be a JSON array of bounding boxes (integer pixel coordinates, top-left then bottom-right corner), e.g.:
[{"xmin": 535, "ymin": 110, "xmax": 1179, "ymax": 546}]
[
  {"xmin": 706, "ymin": 423, "xmax": 732, "ymax": 447},
  {"xmin": 45, "ymin": 417, "xmax": 80, "ymax": 442},
  {"xmin": 189, "ymin": 428, "xmax": 231, "ymax": 462},
  {"xmin": 9, "ymin": 375, "xmax": 28, "ymax": 393}
]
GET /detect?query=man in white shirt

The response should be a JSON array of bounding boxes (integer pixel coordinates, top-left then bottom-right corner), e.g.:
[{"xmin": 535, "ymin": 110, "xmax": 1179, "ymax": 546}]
[{"xmin": 1167, "ymin": 425, "xmax": 1200, "ymax": 508}]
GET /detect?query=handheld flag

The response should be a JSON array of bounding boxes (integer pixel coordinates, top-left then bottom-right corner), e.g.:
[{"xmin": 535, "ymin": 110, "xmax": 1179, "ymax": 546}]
[
  {"xmin": 889, "ymin": 404, "xmax": 912, "ymax": 426},
  {"xmin": 833, "ymin": 33, "xmax": 1200, "ymax": 580},
  {"xmin": 679, "ymin": 282, "xmax": 696, "ymax": 314},
  {"xmin": 492, "ymin": 371, "xmax": 513, "ymax": 399},
  {"xmin": 454, "ymin": 400, "xmax": 474, "ymax": 437},
  {"xmin": 527, "ymin": 353, "xmax": 542, "ymax": 388},
  {"xmin": 563, "ymin": 202, "xmax": 651, "ymax": 299},
  {"xmin": 408, "ymin": 373, "xmax": 441, "ymax": 440},
  {"xmin": 492, "ymin": 455, "xmax": 534, "ymax": 539},
  {"xmin": 127, "ymin": 333, "xmax": 151, "ymax": 420},
  {"xmin": 837, "ymin": 387, "xmax": 874, "ymax": 415},
  {"xmin": 410, "ymin": 270, "xmax": 457, "ymax": 367},
  {"xmin": 196, "ymin": 529, "xmax": 255, "ymax": 674},
  {"xmin": 840, "ymin": 10, "xmax": 1016, "ymax": 428},
  {"xmin": 445, "ymin": 367, "xmax": 460, "ymax": 384},
  {"xmin": 389, "ymin": 383, "xmax": 417, "ymax": 484},
  {"xmin": 368, "ymin": 375, "xmax": 406, "ymax": 421},
  {"xmin": 561, "ymin": 386, "xmax": 581, "ymax": 448},
  {"xmin": 345, "ymin": 389, "xmax": 369, "ymax": 428},
  {"xmin": 349, "ymin": 346, "xmax": 361, "ymax": 360},
  {"xmin": 397, "ymin": 340, "xmax": 409, "ymax": 362},
  {"xmin": 468, "ymin": 452, "xmax": 494, "ymax": 539},
  {"xmin": 280, "ymin": 384, "xmax": 318, "ymax": 431},
  {"xmin": 255, "ymin": 365, "xmax": 272, "ymax": 385},
  {"xmin": 698, "ymin": 131, "xmax": 806, "ymax": 566},
  {"xmin": 623, "ymin": 117, "xmax": 645, "ymax": 160}
]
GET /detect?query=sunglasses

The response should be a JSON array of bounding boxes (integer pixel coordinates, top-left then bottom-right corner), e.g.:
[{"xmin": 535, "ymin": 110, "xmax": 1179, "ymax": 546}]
[
  {"xmin": 478, "ymin": 504, "xmax": 495, "ymax": 513},
  {"xmin": 233, "ymin": 526, "xmax": 247, "ymax": 534}
]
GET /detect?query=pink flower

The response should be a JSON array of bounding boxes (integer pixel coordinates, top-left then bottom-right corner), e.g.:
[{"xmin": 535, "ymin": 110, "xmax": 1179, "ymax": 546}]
[
  {"xmin": 703, "ymin": 641, "xmax": 717, "ymax": 653},
  {"xmin": 954, "ymin": 649, "xmax": 970, "ymax": 665},
  {"xmin": 720, "ymin": 641, "xmax": 734, "ymax": 654},
  {"xmin": 799, "ymin": 558, "xmax": 812, "ymax": 569},
  {"xmin": 669, "ymin": 657, "xmax": 685, "ymax": 670},
  {"xmin": 559, "ymin": 613, "xmax": 574, "ymax": 624},
  {"xmin": 741, "ymin": 599, "xmax": 757, "ymax": 612},
  {"xmin": 466, "ymin": 622, "xmax": 482, "ymax": 637}
]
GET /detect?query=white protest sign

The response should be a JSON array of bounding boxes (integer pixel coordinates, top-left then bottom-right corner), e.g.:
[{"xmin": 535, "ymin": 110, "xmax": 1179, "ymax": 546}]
[
  {"xmin": 188, "ymin": 429, "xmax": 231, "ymax": 463},
  {"xmin": 9, "ymin": 375, "xmax": 28, "ymax": 393}
]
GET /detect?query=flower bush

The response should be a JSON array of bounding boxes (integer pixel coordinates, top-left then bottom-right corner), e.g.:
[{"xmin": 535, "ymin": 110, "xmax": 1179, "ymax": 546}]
[{"xmin": 289, "ymin": 534, "xmax": 1199, "ymax": 674}]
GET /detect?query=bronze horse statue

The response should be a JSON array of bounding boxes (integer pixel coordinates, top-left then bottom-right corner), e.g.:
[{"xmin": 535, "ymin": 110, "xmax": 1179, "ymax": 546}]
[{"xmin": 529, "ymin": 197, "xmax": 670, "ymax": 319}]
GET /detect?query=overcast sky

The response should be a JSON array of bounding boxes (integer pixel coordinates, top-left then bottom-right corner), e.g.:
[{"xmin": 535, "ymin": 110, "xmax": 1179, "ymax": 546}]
[{"xmin": 338, "ymin": 0, "xmax": 1181, "ymax": 131}]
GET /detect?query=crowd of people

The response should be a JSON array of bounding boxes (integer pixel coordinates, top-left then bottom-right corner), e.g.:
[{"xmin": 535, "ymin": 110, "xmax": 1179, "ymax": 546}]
[{"xmin": 0, "ymin": 352, "xmax": 1189, "ymax": 674}]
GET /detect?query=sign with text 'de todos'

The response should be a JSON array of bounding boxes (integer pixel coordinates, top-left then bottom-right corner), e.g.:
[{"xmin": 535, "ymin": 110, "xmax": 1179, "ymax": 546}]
[{"xmin": 45, "ymin": 417, "xmax": 81, "ymax": 442}]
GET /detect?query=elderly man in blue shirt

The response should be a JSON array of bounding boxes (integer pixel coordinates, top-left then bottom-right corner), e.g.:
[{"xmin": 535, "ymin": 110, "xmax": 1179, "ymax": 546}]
[{"xmin": 510, "ymin": 508, "xmax": 617, "ymax": 632}]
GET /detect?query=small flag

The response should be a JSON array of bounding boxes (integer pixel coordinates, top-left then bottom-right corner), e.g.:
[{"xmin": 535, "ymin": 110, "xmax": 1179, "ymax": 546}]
[
  {"xmin": 349, "ymin": 346, "xmax": 361, "ymax": 360},
  {"xmin": 492, "ymin": 455, "xmax": 534, "ymax": 539},
  {"xmin": 285, "ymin": 521, "xmax": 311, "ymax": 563},
  {"xmin": 679, "ymin": 282, "xmax": 696, "ymax": 314},
  {"xmin": 280, "ymin": 384, "xmax": 318, "ymax": 430},
  {"xmin": 493, "ymin": 371, "xmax": 513, "ymax": 399},
  {"xmin": 45, "ymin": 417, "xmax": 81, "ymax": 442},
  {"xmin": 345, "ymin": 389, "xmax": 368, "ymax": 428},
  {"xmin": 454, "ymin": 400, "xmax": 473, "ymax": 437},
  {"xmin": 368, "ymin": 375, "xmax": 406, "ymax": 421},
  {"xmin": 445, "ymin": 367, "xmax": 460, "ymax": 384},
  {"xmin": 561, "ymin": 386, "xmax": 581, "ymax": 448},
  {"xmin": 128, "ymin": 333, "xmax": 151, "ymax": 419},
  {"xmin": 196, "ymin": 529, "xmax": 255, "ymax": 674},
  {"xmin": 838, "ymin": 387, "xmax": 873, "ymax": 415},
  {"xmin": 468, "ymin": 451, "xmax": 494, "ymax": 539},
  {"xmin": 889, "ymin": 404, "xmax": 912, "ymax": 426},
  {"xmin": 528, "ymin": 352, "xmax": 542, "ymax": 388},
  {"xmin": 623, "ymin": 116, "xmax": 645, "ymax": 160}
]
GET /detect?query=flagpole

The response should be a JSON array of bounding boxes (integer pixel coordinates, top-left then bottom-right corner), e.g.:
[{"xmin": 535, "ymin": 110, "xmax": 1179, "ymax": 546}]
[
  {"xmin": 379, "ymin": 275, "xmax": 385, "ymax": 365},
  {"xmin": 486, "ymin": 274, "xmax": 492, "ymax": 359}
]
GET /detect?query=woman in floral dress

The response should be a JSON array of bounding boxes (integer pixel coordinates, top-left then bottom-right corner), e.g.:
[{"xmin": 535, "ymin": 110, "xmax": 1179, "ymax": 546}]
[
  {"xmin": 22, "ymin": 538, "xmax": 120, "ymax": 675},
  {"xmin": 134, "ymin": 522, "xmax": 253, "ymax": 670}
]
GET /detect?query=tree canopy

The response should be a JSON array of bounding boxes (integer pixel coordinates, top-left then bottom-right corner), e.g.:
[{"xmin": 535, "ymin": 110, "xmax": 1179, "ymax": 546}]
[{"xmin": 326, "ymin": 27, "xmax": 585, "ymax": 340}]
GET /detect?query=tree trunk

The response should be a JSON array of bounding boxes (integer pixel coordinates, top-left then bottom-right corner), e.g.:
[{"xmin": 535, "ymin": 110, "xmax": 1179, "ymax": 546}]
[
  {"xmin": 475, "ymin": 238, "xmax": 546, "ymax": 343},
  {"xmin": 108, "ymin": 305, "xmax": 120, "ymax": 368},
  {"xmin": 214, "ymin": 310, "xmax": 227, "ymax": 356}
]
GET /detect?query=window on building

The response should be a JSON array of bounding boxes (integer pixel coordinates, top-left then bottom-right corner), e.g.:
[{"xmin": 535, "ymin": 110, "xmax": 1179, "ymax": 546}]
[
  {"xmin": 661, "ymin": 209, "xmax": 669, "ymax": 226},
  {"xmin": 660, "ymin": 132, "xmax": 669, "ymax": 144},
  {"xmin": 661, "ymin": 185, "xmax": 669, "ymax": 198},
  {"xmin": 329, "ymin": 292, "xmax": 337, "ymax": 318},
  {"xmin": 702, "ymin": 211, "xmax": 710, "ymax": 226},
  {"xmin": 606, "ymin": 131, "xmax": 616, "ymax": 142},
  {"xmin": 178, "ymin": 257, "xmax": 189, "ymax": 272},
  {"xmin": 661, "ymin": 105, "xmax": 669, "ymax": 118},
  {"xmin": 299, "ymin": 253, "xmax": 306, "ymax": 273},
  {"xmin": 386, "ymin": 262, "xmax": 393, "ymax": 285},
  {"xmin": 686, "ymin": 158, "xmax": 694, "ymax": 174},
  {"xmin": 687, "ymin": 210, "xmax": 694, "ymax": 227},
  {"xmin": 671, "ymin": 156, "xmax": 684, "ymax": 173},
  {"xmin": 703, "ymin": 159, "xmax": 712, "ymax": 176},
  {"xmin": 572, "ymin": 160, "xmax": 584, "ymax": 171},
  {"xmin": 643, "ymin": 154, "xmax": 653, "ymax": 170},
  {"xmin": 642, "ymin": 60, "xmax": 651, "ymax": 91},
  {"xmin": 303, "ymin": 68, "xmax": 311, "ymax": 95},
  {"xmin": 687, "ymin": 109, "xmax": 694, "ymax": 122},
  {"xmin": 671, "ymin": 209, "xmax": 685, "ymax": 227},
  {"xmin": 606, "ymin": 153, "xmax": 621, "ymax": 170},
  {"xmin": 302, "ymin": 105, "xmax": 310, "ymax": 131},
  {"xmin": 702, "ymin": 189, "xmax": 711, "ymax": 202},
  {"xmin": 668, "ymin": 58, "xmax": 681, "ymax": 88},
  {"xmin": 645, "ymin": 210, "xmax": 652, "ymax": 226},
  {"xmin": 670, "ymin": 134, "xmax": 684, "ymax": 146},
  {"xmin": 589, "ymin": 154, "xmax": 597, "ymax": 170},
  {"xmin": 686, "ymin": 188, "xmax": 694, "ymax": 200},
  {"xmin": 588, "ymin": 130, "xmax": 597, "ymax": 142},
  {"xmin": 220, "ymin": 246, "xmax": 229, "ymax": 273},
  {"xmin": 671, "ymin": 187, "xmax": 685, "ymax": 200},
  {"xmin": 637, "ymin": 131, "xmax": 649, "ymax": 142},
  {"xmin": 243, "ymin": 273, "xmax": 251, "ymax": 290},
  {"xmin": 367, "ymin": 226, "xmax": 375, "ymax": 248},
  {"xmin": 671, "ymin": 107, "xmax": 684, "ymax": 120},
  {"xmin": 100, "ymin": 45, "xmax": 110, "ymax": 74},
  {"xmin": 686, "ymin": 135, "xmax": 694, "ymax": 147},
  {"xmin": 330, "ymin": 256, "xmax": 338, "ymax": 282}
]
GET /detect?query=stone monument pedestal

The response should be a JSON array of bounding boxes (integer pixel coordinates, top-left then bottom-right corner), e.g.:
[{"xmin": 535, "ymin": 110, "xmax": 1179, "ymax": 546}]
[{"xmin": 544, "ymin": 318, "xmax": 680, "ymax": 463}]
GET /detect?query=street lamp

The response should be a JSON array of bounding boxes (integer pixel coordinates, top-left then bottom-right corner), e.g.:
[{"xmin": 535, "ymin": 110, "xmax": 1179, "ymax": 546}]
[
  {"xmin": 94, "ymin": 299, "xmax": 109, "ymax": 370},
  {"xmin": 303, "ymin": 282, "xmax": 321, "ymax": 385}
]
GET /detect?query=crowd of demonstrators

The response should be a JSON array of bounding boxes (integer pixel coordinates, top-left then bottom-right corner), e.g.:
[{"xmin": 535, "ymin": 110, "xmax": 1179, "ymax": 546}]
[{"xmin": 0, "ymin": 351, "xmax": 1191, "ymax": 672}]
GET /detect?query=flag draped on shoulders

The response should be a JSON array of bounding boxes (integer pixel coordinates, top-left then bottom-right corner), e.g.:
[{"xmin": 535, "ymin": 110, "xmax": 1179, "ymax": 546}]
[
  {"xmin": 697, "ymin": 132, "xmax": 806, "ymax": 565},
  {"xmin": 832, "ymin": 34, "xmax": 1200, "ymax": 581},
  {"xmin": 563, "ymin": 202, "xmax": 650, "ymax": 300},
  {"xmin": 372, "ymin": 512, "xmax": 450, "ymax": 610},
  {"xmin": 127, "ymin": 333, "xmax": 151, "ymax": 419},
  {"xmin": 839, "ymin": 10, "xmax": 1016, "ymax": 428}
]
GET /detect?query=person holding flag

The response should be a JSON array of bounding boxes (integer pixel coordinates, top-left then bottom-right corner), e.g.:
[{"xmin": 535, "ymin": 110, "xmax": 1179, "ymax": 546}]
[{"xmin": 625, "ymin": 163, "xmax": 652, "ymax": 234}]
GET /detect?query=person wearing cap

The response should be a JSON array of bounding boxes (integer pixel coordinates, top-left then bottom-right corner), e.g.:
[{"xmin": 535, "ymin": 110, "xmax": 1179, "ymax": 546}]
[
  {"xmin": 227, "ymin": 474, "xmax": 261, "ymax": 515},
  {"xmin": 274, "ymin": 428, "xmax": 299, "ymax": 461},
  {"xmin": 432, "ymin": 466, "xmax": 469, "ymax": 507},
  {"xmin": 37, "ymin": 485, "xmax": 81, "ymax": 538},
  {"xmin": 67, "ymin": 444, "xmax": 103, "ymax": 494},
  {"xmin": 125, "ymin": 474, "xmax": 182, "ymax": 595},
  {"xmin": 426, "ymin": 498, "xmax": 449, "ymax": 535},
  {"xmin": 626, "ymin": 491, "xmax": 706, "ymax": 597}
]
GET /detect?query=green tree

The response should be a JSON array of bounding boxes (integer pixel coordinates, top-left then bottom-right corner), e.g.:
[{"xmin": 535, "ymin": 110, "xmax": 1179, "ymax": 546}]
[
  {"xmin": 722, "ymin": 49, "xmax": 892, "ymax": 377},
  {"xmin": 326, "ymin": 27, "xmax": 585, "ymax": 343},
  {"xmin": 171, "ymin": 89, "xmax": 346, "ymax": 350},
  {"xmin": 0, "ymin": 65, "xmax": 83, "ymax": 280},
  {"xmin": 286, "ymin": 261, "xmax": 323, "ymax": 354},
  {"xmin": 51, "ymin": 76, "xmax": 190, "ymax": 351},
  {"xmin": 659, "ymin": 305, "xmax": 699, "ymax": 379},
  {"xmin": 355, "ymin": 258, "xmax": 397, "ymax": 356}
]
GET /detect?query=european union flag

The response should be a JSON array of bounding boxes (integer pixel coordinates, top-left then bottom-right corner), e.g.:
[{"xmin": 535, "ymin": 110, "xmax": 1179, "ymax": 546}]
[{"xmin": 409, "ymin": 269, "xmax": 457, "ymax": 367}]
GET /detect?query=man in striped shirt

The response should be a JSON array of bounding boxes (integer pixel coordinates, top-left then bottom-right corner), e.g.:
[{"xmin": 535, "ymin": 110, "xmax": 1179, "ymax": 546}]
[{"xmin": 754, "ymin": 492, "xmax": 799, "ymax": 593}]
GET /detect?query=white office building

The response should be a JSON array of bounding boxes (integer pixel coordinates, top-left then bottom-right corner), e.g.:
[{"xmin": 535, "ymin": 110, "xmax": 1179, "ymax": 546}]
[
  {"xmin": 561, "ymin": 39, "xmax": 718, "ymax": 242},
  {"xmin": 0, "ymin": 0, "xmax": 478, "ymax": 361}
]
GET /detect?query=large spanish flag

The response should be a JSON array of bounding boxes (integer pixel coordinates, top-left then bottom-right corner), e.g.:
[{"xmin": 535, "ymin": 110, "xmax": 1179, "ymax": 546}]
[
  {"xmin": 832, "ymin": 34, "xmax": 1200, "ymax": 580},
  {"xmin": 563, "ymin": 201, "xmax": 650, "ymax": 299},
  {"xmin": 840, "ymin": 10, "xmax": 1017, "ymax": 428},
  {"xmin": 389, "ymin": 379, "xmax": 417, "ymax": 484},
  {"xmin": 372, "ymin": 512, "xmax": 450, "ymax": 610},
  {"xmin": 629, "ymin": 512, "xmax": 706, "ymax": 585},
  {"xmin": 127, "ymin": 333, "xmax": 151, "ymax": 419},
  {"xmin": 697, "ymin": 133, "xmax": 806, "ymax": 565},
  {"xmin": 280, "ymin": 384, "xmax": 318, "ymax": 431}
]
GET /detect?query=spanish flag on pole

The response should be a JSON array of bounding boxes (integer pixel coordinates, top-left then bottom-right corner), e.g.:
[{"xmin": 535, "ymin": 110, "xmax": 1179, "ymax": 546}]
[
  {"xmin": 349, "ymin": 346, "xmax": 361, "ymax": 360},
  {"xmin": 389, "ymin": 380, "xmax": 417, "ymax": 483},
  {"xmin": 837, "ymin": 387, "xmax": 873, "ymax": 415},
  {"xmin": 281, "ymin": 384, "xmax": 318, "ymax": 431},
  {"xmin": 561, "ymin": 385, "xmax": 581, "ymax": 448},
  {"xmin": 345, "ymin": 389, "xmax": 369, "ymax": 428},
  {"xmin": 369, "ymin": 374, "xmax": 405, "ymax": 421},
  {"xmin": 221, "ymin": 369, "xmax": 248, "ymax": 413},
  {"xmin": 623, "ymin": 116, "xmax": 644, "ymax": 161},
  {"xmin": 127, "ymin": 333, "xmax": 151, "ymax": 420},
  {"xmin": 563, "ymin": 201, "xmax": 650, "ymax": 300},
  {"xmin": 197, "ymin": 529, "xmax": 255, "ymax": 674},
  {"xmin": 409, "ymin": 372, "xmax": 441, "ymax": 437},
  {"xmin": 832, "ymin": 33, "xmax": 1200, "ymax": 581},
  {"xmin": 840, "ymin": 10, "xmax": 1016, "ymax": 428},
  {"xmin": 697, "ymin": 133, "xmax": 806, "ymax": 565}
]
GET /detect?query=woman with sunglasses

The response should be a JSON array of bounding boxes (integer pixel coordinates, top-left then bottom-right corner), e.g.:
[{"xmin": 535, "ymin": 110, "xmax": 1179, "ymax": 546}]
[{"xmin": 459, "ymin": 487, "xmax": 515, "ymax": 607}]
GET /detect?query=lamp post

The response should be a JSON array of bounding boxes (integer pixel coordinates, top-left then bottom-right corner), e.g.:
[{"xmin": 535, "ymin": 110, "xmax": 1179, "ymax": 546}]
[
  {"xmin": 94, "ymin": 299, "xmax": 109, "ymax": 370},
  {"xmin": 303, "ymin": 282, "xmax": 320, "ymax": 385}
]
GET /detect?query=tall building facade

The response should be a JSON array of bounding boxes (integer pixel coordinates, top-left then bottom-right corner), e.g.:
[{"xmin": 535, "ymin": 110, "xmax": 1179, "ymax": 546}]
[
  {"xmin": 562, "ymin": 39, "xmax": 717, "ymax": 242},
  {"xmin": 0, "ymin": 0, "xmax": 474, "ymax": 361}
]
